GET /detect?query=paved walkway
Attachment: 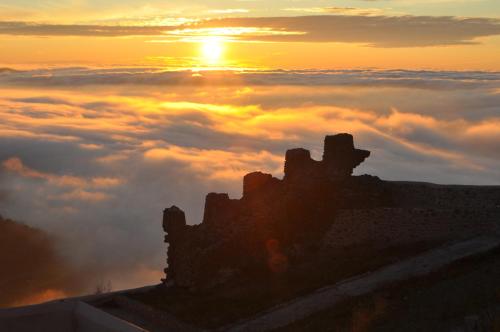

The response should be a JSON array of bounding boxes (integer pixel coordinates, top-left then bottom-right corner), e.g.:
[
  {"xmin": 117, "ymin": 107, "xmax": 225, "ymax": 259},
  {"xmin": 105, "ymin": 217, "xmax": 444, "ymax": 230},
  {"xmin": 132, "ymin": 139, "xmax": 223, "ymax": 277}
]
[{"xmin": 225, "ymin": 236, "xmax": 500, "ymax": 332}]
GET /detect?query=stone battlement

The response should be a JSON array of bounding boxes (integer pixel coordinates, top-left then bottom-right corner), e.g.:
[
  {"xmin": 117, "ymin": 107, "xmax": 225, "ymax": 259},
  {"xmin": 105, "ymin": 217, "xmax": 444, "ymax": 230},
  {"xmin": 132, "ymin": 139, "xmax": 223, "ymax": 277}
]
[{"xmin": 283, "ymin": 133, "xmax": 370, "ymax": 182}]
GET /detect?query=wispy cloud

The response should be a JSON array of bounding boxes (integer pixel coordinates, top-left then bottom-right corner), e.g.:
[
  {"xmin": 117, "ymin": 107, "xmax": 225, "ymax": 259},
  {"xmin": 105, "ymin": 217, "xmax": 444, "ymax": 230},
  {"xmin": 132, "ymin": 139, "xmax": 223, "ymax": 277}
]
[
  {"xmin": 0, "ymin": 21, "xmax": 176, "ymax": 36},
  {"xmin": 285, "ymin": 7, "xmax": 385, "ymax": 16},
  {"xmin": 3, "ymin": 157, "xmax": 122, "ymax": 199},
  {"xmin": 208, "ymin": 9, "xmax": 250, "ymax": 14}
]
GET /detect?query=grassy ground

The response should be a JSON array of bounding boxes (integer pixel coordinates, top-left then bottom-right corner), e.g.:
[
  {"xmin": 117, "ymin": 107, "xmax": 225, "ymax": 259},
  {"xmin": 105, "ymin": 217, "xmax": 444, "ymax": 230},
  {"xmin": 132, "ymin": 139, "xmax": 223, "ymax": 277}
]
[
  {"xmin": 277, "ymin": 248, "xmax": 500, "ymax": 332},
  {"xmin": 129, "ymin": 243, "xmax": 436, "ymax": 329}
]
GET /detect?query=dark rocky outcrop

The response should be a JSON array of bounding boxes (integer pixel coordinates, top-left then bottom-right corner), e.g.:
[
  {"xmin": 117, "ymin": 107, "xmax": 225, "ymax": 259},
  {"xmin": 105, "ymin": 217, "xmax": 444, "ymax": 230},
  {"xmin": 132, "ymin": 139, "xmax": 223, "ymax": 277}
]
[
  {"xmin": 161, "ymin": 133, "xmax": 500, "ymax": 291},
  {"xmin": 0, "ymin": 215, "xmax": 83, "ymax": 307}
]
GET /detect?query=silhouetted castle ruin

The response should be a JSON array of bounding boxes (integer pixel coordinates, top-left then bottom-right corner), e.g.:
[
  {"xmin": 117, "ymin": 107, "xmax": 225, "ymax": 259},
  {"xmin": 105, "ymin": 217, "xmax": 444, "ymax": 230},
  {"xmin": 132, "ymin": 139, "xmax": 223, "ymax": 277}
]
[{"xmin": 162, "ymin": 134, "xmax": 500, "ymax": 290}]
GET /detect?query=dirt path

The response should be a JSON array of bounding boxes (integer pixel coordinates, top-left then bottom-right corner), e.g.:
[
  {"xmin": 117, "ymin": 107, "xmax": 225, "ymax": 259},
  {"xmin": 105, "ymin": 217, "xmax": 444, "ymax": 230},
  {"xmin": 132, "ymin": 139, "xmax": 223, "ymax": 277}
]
[{"xmin": 225, "ymin": 236, "xmax": 500, "ymax": 332}]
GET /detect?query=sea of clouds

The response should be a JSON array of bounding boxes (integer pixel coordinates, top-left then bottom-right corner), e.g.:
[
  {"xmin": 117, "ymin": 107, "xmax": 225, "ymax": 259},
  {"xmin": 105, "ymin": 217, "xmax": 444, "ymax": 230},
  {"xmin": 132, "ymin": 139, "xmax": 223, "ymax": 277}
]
[{"xmin": 0, "ymin": 67, "xmax": 499, "ymax": 302}]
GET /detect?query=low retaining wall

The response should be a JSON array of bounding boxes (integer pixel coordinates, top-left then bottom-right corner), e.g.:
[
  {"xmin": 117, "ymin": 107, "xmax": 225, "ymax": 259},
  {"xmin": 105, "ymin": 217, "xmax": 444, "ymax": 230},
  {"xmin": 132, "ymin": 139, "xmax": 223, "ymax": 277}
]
[{"xmin": 0, "ymin": 300, "xmax": 146, "ymax": 332}]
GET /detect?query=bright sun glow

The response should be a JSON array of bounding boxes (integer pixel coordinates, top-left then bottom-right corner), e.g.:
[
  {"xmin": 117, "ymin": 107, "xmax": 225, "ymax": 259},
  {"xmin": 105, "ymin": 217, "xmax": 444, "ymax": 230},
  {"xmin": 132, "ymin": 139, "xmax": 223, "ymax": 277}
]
[{"xmin": 201, "ymin": 37, "xmax": 224, "ymax": 64}]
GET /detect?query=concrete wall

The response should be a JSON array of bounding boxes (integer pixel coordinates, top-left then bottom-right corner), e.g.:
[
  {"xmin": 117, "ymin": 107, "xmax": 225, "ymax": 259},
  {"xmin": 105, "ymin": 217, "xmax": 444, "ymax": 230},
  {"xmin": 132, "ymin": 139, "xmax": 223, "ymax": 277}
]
[
  {"xmin": 0, "ymin": 301, "xmax": 75, "ymax": 332},
  {"xmin": 74, "ymin": 302, "xmax": 147, "ymax": 332},
  {"xmin": 0, "ymin": 300, "xmax": 146, "ymax": 332}
]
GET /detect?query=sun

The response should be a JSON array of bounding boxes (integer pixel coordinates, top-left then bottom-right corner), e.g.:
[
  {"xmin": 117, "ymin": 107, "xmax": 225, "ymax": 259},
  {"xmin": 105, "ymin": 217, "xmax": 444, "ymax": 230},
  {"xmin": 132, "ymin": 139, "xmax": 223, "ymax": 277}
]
[{"xmin": 200, "ymin": 37, "xmax": 224, "ymax": 65}]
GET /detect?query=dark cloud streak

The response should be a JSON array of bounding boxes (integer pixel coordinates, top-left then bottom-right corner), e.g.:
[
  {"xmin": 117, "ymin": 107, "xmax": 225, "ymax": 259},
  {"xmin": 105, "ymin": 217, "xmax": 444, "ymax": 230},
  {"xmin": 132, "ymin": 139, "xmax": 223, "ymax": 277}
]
[
  {"xmin": 0, "ymin": 21, "xmax": 175, "ymax": 36},
  {"xmin": 196, "ymin": 15, "xmax": 500, "ymax": 47},
  {"xmin": 1, "ymin": 15, "xmax": 500, "ymax": 47}
]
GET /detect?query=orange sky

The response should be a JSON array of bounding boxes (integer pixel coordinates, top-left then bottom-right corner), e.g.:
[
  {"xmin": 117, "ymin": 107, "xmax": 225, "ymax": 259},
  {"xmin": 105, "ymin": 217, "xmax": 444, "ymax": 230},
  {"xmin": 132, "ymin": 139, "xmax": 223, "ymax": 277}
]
[
  {"xmin": 1, "ymin": 3, "xmax": 500, "ymax": 70},
  {"xmin": 2, "ymin": 35, "xmax": 500, "ymax": 70}
]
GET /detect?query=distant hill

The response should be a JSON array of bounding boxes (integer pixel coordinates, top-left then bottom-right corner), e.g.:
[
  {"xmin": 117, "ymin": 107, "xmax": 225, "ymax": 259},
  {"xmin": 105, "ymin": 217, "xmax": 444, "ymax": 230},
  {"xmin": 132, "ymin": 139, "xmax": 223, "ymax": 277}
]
[{"xmin": 0, "ymin": 215, "xmax": 82, "ymax": 307}]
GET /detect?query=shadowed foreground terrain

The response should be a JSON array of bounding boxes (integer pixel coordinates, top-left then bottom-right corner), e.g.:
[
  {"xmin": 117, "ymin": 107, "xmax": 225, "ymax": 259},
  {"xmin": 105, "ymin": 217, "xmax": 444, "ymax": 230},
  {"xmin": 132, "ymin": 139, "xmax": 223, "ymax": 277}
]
[{"xmin": 280, "ymin": 247, "xmax": 500, "ymax": 332}]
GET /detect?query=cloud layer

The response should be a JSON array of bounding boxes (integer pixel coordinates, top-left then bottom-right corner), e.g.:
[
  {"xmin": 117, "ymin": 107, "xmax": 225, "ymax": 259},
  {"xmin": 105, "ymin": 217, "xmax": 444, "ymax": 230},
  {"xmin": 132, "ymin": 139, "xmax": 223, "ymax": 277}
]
[
  {"xmin": 0, "ymin": 67, "xmax": 499, "ymax": 303},
  {"xmin": 2, "ymin": 67, "xmax": 499, "ymax": 88}
]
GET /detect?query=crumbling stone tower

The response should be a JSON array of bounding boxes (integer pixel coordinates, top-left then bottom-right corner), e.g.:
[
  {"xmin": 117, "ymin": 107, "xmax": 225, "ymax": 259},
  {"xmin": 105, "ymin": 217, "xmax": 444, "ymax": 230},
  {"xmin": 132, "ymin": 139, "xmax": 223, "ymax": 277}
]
[
  {"xmin": 323, "ymin": 134, "xmax": 370, "ymax": 178},
  {"xmin": 284, "ymin": 133, "xmax": 370, "ymax": 182},
  {"xmin": 161, "ymin": 133, "xmax": 375, "ymax": 289},
  {"xmin": 162, "ymin": 206, "xmax": 187, "ymax": 284}
]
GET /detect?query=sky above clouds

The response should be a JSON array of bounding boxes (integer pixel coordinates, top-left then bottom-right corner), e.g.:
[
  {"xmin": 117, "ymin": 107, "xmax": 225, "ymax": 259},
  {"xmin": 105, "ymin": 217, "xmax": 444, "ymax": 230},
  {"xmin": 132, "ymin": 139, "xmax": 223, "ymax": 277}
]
[
  {"xmin": 1, "ymin": 0, "xmax": 499, "ymax": 21},
  {"xmin": 0, "ymin": 0, "xmax": 499, "ymax": 305}
]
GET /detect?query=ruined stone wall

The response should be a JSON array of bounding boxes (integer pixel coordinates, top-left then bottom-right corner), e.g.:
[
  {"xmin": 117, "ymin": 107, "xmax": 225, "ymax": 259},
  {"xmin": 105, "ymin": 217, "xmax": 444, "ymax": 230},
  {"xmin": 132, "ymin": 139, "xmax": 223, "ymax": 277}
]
[
  {"xmin": 322, "ymin": 182, "xmax": 500, "ymax": 251},
  {"xmin": 161, "ymin": 133, "xmax": 500, "ymax": 291},
  {"xmin": 388, "ymin": 182, "xmax": 500, "ymax": 209},
  {"xmin": 322, "ymin": 207, "xmax": 500, "ymax": 251},
  {"xmin": 162, "ymin": 134, "xmax": 380, "ymax": 290}
]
